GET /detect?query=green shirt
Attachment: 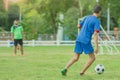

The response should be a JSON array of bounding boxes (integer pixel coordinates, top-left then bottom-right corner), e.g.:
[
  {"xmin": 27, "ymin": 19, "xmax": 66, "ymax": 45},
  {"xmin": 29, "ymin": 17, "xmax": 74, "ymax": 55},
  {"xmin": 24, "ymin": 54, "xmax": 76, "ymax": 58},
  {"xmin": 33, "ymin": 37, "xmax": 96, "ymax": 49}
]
[{"xmin": 11, "ymin": 25, "xmax": 23, "ymax": 39}]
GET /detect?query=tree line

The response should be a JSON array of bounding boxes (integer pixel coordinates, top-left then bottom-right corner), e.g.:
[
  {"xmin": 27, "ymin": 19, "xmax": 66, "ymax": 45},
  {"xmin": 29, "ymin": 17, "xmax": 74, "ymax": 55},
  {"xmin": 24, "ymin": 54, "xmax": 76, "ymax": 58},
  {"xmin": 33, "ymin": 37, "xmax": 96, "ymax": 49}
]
[{"xmin": 0, "ymin": 0, "xmax": 120, "ymax": 40}]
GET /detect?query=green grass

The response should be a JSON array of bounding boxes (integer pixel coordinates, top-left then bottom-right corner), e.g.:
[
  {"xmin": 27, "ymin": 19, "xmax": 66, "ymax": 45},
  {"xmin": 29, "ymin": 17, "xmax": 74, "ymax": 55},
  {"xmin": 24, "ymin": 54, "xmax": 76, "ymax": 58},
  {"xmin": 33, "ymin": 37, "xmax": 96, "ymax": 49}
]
[{"xmin": 0, "ymin": 46, "xmax": 120, "ymax": 80}]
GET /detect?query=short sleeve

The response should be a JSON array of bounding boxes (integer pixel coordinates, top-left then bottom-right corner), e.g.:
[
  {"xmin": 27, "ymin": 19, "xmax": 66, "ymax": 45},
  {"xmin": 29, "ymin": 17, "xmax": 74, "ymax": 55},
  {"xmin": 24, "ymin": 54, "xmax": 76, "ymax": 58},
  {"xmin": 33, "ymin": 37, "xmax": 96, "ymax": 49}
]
[
  {"xmin": 79, "ymin": 17, "xmax": 86, "ymax": 27},
  {"xmin": 94, "ymin": 20, "xmax": 100, "ymax": 33},
  {"xmin": 21, "ymin": 26, "xmax": 24, "ymax": 32},
  {"xmin": 11, "ymin": 26, "xmax": 14, "ymax": 33}
]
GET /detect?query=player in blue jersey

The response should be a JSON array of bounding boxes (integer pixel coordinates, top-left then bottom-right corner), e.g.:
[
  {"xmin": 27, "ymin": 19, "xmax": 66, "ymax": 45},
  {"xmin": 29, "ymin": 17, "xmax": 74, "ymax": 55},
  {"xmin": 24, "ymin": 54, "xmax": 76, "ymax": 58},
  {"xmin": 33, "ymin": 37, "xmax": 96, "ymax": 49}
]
[{"xmin": 61, "ymin": 5, "xmax": 102, "ymax": 76}]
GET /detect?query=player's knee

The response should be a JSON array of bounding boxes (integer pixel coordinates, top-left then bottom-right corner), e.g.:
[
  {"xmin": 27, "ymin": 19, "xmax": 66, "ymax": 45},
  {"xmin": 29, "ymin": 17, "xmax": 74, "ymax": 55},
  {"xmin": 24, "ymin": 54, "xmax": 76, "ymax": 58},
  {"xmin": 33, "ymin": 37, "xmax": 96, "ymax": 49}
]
[
  {"xmin": 92, "ymin": 56, "xmax": 96, "ymax": 61},
  {"xmin": 73, "ymin": 57, "xmax": 79, "ymax": 62},
  {"xmin": 90, "ymin": 56, "xmax": 95, "ymax": 61}
]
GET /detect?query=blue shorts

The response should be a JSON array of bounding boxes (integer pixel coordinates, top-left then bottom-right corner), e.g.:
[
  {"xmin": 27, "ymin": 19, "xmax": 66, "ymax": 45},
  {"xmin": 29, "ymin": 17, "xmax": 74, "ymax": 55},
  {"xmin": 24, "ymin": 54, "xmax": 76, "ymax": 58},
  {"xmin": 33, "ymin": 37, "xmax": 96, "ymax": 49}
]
[{"xmin": 74, "ymin": 41, "xmax": 94, "ymax": 54}]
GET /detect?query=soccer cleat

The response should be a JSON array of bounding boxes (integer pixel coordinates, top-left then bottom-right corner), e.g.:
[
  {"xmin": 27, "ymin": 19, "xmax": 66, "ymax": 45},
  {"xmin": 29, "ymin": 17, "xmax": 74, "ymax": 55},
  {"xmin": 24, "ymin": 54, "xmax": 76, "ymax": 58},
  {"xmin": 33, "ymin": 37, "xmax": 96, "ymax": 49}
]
[
  {"xmin": 61, "ymin": 68, "xmax": 67, "ymax": 76},
  {"xmin": 80, "ymin": 73, "xmax": 84, "ymax": 76}
]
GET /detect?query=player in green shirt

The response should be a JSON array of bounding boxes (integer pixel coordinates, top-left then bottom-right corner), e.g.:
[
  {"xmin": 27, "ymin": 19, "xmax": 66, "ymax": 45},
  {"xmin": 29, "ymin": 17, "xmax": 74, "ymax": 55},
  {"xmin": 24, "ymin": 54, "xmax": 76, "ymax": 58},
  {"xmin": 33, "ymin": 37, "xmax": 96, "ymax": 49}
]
[{"xmin": 11, "ymin": 19, "xmax": 24, "ymax": 56}]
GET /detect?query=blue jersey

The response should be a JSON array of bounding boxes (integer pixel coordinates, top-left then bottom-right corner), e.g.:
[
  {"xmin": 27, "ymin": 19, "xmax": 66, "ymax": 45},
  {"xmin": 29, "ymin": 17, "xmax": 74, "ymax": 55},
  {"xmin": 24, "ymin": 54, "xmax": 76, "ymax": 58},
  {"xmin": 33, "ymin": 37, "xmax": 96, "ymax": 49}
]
[{"xmin": 76, "ymin": 15, "xmax": 100, "ymax": 44}]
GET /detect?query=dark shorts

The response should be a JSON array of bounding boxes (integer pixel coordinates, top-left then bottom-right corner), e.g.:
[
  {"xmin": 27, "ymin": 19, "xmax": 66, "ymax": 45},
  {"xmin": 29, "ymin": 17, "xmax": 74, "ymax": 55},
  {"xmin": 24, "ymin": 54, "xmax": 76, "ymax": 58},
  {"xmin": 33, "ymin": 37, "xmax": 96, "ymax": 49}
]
[
  {"xmin": 74, "ymin": 41, "xmax": 94, "ymax": 54},
  {"xmin": 14, "ymin": 39, "xmax": 23, "ymax": 46}
]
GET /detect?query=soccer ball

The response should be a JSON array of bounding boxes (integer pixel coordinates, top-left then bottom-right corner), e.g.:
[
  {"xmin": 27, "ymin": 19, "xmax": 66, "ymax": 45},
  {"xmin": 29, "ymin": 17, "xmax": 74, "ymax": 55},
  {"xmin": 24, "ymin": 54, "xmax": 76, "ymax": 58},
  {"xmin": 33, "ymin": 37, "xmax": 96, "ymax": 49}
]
[{"xmin": 94, "ymin": 64, "xmax": 105, "ymax": 74}]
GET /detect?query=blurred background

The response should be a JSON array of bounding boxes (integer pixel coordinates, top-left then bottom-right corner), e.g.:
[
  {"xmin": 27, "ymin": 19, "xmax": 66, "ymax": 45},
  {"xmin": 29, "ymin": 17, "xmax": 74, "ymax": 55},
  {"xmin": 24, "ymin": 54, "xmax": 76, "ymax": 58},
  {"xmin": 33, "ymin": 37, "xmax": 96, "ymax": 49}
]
[{"xmin": 0, "ymin": 0, "xmax": 120, "ymax": 41}]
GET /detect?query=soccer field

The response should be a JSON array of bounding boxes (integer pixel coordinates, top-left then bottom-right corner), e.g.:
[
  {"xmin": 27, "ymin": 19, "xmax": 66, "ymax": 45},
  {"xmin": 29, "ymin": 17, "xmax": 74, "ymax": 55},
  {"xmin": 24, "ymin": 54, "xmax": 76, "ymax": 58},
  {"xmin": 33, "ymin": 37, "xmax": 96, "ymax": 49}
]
[{"xmin": 0, "ymin": 46, "xmax": 120, "ymax": 80}]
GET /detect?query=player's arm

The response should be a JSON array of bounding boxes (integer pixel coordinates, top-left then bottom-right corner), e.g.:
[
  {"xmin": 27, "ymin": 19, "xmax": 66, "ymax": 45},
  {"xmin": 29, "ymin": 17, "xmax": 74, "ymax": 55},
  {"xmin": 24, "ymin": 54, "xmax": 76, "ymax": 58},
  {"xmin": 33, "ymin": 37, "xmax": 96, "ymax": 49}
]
[
  {"xmin": 94, "ymin": 20, "xmax": 100, "ymax": 54},
  {"xmin": 22, "ymin": 31, "xmax": 25, "ymax": 40},
  {"xmin": 77, "ymin": 24, "xmax": 82, "ymax": 29},
  {"xmin": 11, "ymin": 27, "xmax": 14, "ymax": 41},
  {"xmin": 21, "ymin": 26, "xmax": 25, "ymax": 40},
  {"xmin": 77, "ymin": 17, "xmax": 87, "ymax": 29},
  {"xmin": 11, "ymin": 33, "xmax": 14, "ymax": 41},
  {"xmin": 93, "ymin": 31, "xmax": 99, "ymax": 54}
]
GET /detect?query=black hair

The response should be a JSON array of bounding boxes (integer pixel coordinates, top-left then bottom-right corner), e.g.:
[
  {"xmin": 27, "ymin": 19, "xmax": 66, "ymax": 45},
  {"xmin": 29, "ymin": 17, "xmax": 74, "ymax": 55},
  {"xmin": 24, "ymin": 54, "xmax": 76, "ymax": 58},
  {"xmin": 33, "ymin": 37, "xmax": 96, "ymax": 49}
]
[
  {"xmin": 14, "ymin": 19, "xmax": 19, "ymax": 21},
  {"xmin": 93, "ymin": 5, "xmax": 102, "ymax": 13}
]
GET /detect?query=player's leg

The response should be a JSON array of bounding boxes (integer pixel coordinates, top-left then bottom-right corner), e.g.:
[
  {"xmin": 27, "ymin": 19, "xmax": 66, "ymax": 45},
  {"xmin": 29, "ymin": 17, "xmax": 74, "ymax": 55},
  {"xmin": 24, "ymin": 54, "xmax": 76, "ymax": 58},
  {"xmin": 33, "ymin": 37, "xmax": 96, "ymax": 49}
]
[
  {"xmin": 19, "ymin": 39, "xmax": 24, "ymax": 56},
  {"xmin": 14, "ymin": 46, "xmax": 17, "ymax": 56},
  {"xmin": 80, "ymin": 42, "xmax": 95, "ymax": 75},
  {"xmin": 80, "ymin": 53, "xmax": 95, "ymax": 75},
  {"xmin": 20, "ymin": 45, "xmax": 24, "ymax": 56},
  {"xmin": 65, "ymin": 53, "xmax": 80, "ymax": 69},
  {"xmin": 61, "ymin": 42, "xmax": 82, "ymax": 76},
  {"xmin": 61, "ymin": 53, "xmax": 80, "ymax": 76},
  {"xmin": 14, "ymin": 39, "xmax": 18, "ymax": 56}
]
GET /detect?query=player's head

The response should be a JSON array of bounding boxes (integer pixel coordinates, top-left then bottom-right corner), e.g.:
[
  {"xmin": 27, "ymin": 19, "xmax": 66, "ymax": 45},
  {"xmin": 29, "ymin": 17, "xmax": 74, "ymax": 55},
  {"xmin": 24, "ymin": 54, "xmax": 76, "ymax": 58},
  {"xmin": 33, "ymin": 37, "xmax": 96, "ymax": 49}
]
[
  {"xmin": 14, "ymin": 19, "xmax": 19, "ymax": 25},
  {"xmin": 93, "ymin": 5, "xmax": 102, "ymax": 17}
]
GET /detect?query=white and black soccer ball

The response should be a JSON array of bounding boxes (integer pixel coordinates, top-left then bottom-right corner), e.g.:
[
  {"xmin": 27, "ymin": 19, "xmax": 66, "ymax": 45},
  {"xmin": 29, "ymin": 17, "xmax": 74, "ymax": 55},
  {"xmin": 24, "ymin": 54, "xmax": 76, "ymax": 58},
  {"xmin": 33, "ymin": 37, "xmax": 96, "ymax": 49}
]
[{"xmin": 94, "ymin": 64, "xmax": 105, "ymax": 74}]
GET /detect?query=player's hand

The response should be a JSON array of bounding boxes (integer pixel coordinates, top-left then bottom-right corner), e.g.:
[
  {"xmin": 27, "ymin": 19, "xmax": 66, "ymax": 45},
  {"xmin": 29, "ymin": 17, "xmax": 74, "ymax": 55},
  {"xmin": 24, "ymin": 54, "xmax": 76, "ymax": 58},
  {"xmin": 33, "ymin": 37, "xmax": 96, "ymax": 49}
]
[
  {"xmin": 23, "ymin": 36, "xmax": 26, "ymax": 40},
  {"xmin": 11, "ymin": 38, "xmax": 14, "ymax": 42},
  {"xmin": 77, "ymin": 24, "xmax": 81, "ymax": 28},
  {"xmin": 94, "ymin": 48, "xmax": 98, "ymax": 54}
]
